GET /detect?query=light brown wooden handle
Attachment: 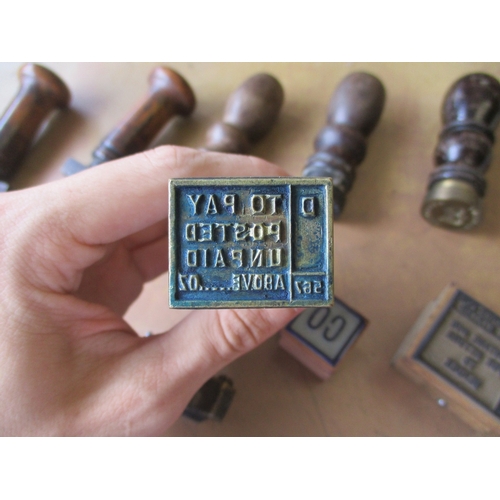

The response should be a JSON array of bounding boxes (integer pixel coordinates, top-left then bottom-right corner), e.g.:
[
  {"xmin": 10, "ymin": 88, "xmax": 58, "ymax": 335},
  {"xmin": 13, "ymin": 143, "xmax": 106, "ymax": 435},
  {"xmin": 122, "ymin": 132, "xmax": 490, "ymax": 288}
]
[{"xmin": 91, "ymin": 66, "xmax": 196, "ymax": 165}]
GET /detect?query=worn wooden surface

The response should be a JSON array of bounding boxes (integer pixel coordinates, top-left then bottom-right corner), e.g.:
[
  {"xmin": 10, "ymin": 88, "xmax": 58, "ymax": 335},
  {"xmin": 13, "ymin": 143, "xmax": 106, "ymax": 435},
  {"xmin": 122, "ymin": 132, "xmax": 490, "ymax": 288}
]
[{"xmin": 2, "ymin": 62, "xmax": 499, "ymax": 436}]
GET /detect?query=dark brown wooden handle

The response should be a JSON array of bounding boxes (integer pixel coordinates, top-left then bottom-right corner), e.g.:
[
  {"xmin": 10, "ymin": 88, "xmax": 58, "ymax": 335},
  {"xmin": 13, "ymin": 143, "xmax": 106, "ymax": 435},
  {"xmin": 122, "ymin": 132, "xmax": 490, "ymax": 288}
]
[
  {"xmin": 0, "ymin": 63, "xmax": 70, "ymax": 182},
  {"xmin": 303, "ymin": 72, "xmax": 385, "ymax": 218},
  {"xmin": 432, "ymin": 74, "xmax": 500, "ymax": 194},
  {"xmin": 204, "ymin": 73, "xmax": 284, "ymax": 154},
  {"xmin": 91, "ymin": 67, "xmax": 196, "ymax": 165},
  {"xmin": 442, "ymin": 73, "xmax": 500, "ymax": 133},
  {"xmin": 421, "ymin": 73, "xmax": 500, "ymax": 230}
]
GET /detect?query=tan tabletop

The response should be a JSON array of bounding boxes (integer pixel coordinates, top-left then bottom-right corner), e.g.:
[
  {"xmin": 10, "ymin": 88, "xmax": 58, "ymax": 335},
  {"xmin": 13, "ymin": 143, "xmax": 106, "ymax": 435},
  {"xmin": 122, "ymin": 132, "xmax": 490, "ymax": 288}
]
[{"xmin": 2, "ymin": 62, "xmax": 499, "ymax": 436}]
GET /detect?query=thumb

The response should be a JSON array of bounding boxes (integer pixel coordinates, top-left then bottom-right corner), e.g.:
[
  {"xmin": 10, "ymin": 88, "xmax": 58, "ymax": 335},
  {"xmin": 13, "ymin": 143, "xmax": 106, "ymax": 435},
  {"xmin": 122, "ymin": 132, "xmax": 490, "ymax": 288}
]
[{"xmin": 126, "ymin": 307, "xmax": 304, "ymax": 426}]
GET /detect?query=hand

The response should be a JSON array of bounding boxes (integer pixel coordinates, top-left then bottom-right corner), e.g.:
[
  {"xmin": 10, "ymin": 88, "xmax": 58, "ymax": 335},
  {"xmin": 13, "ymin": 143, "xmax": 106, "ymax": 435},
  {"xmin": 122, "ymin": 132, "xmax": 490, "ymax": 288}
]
[{"xmin": 0, "ymin": 146, "xmax": 301, "ymax": 436}]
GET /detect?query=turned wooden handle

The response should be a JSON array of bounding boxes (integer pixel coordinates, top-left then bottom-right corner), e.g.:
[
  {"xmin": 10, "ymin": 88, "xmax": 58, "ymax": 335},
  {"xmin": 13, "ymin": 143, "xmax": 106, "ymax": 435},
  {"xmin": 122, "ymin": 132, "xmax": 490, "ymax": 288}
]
[
  {"xmin": 303, "ymin": 72, "xmax": 385, "ymax": 218},
  {"xmin": 204, "ymin": 73, "xmax": 284, "ymax": 154},
  {"xmin": 0, "ymin": 63, "xmax": 70, "ymax": 182},
  {"xmin": 314, "ymin": 72, "xmax": 386, "ymax": 166},
  {"xmin": 421, "ymin": 73, "xmax": 500, "ymax": 230},
  {"xmin": 91, "ymin": 66, "xmax": 196, "ymax": 165},
  {"xmin": 327, "ymin": 72, "xmax": 386, "ymax": 135},
  {"xmin": 441, "ymin": 73, "xmax": 500, "ymax": 133}
]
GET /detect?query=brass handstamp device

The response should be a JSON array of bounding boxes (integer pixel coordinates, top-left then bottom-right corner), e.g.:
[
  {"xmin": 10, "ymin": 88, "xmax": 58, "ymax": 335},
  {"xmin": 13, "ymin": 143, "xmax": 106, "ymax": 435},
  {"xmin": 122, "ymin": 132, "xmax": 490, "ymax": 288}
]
[
  {"xmin": 421, "ymin": 73, "xmax": 500, "ymax": 230},
  {"xmin": 169, "ymin": 177, "xmax": 333, "ymax": 308},
  {"xmin": 393, "ymin": 284, "xmax": 500, "ymax": 434}
]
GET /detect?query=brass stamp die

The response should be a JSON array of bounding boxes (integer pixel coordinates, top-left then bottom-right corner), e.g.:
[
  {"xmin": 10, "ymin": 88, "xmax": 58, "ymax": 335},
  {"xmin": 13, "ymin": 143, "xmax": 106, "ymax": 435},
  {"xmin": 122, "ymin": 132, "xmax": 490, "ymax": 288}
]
[
  {"xmin": 169, "ymin": 177, "xmax": 334, "ymax": 309},
  {"xmin": 393, "ymin": 284, "xmax": 500, "ymax": 435}
]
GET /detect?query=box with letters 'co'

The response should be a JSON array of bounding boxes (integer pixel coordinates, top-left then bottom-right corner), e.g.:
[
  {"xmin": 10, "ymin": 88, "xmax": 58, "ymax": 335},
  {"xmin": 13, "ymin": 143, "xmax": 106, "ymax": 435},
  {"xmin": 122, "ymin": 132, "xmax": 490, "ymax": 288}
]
[{"xmin": 279, "ymin": 298, "xmax": 367, "ymax": 379}]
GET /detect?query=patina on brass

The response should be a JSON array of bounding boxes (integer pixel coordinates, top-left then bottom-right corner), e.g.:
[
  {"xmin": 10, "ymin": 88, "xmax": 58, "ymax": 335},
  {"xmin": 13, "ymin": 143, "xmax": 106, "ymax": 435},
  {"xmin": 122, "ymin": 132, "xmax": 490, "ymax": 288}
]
[
  {"xmin": 421, "ymin": 179, "xmax": 481, "ymax": 230},
  {"xmin": 169, "ymin": 177, "xmax": 334, "ymax": 309}
]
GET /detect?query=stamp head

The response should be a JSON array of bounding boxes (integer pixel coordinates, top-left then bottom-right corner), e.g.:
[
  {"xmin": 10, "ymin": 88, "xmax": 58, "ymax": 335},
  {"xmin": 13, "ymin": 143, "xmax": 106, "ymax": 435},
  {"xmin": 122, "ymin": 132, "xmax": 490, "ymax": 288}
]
[{"xmin": 168, "ymin": 177, "xmax": 333, "ymax": 309}]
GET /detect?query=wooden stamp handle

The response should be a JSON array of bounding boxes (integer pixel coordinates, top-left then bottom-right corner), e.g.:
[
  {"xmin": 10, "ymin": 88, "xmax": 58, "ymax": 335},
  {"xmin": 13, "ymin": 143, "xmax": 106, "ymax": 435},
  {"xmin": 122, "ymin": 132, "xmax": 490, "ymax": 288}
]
[
  {"xmin": 326, "ymin": 72, "xmax": 386, "ymax": 136},
  {"xmin": 303, "ymin": 72, "xmax": 385, "ymax": 218},
  {"xmin": 0, "ymin": 63, "xmax": 70, "ymax": 182},
  {"xmin": 441, "ymin": 73, "xmax": 500, "ymax": 134},
  {"xmin": 91, "ymin": 67, "xmax": 196, "ymax": 165},
  {"xmin": 421, "ymin": 73, "xmax": 500, "ymax": 230},
  {"xmin": 204, "ymin": 73, "xmax": 284, "ymax": 154}
]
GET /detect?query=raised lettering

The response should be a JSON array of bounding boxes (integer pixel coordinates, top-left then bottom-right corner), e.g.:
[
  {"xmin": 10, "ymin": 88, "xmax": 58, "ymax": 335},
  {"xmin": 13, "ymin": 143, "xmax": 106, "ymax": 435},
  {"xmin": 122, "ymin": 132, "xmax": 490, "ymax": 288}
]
[
  {"xmin": 250, "ymin": 249, "xmax": 263, "ymax": 267},
  {"xmin": 186, "ymin": 250, "xmax": 198, "ymax": 267},
  {"xmin": 250, "ymin": 195, "xmax": 265, "ymax": 214},
  {"xmin": 231, "ymin": 249, "xmax": 243, "ymax": 268},
  {"xmin": 223, "ymin": 194, "xmax": 236, "ymax": 214},
  {"xmin": 214, "ymin": 249, "xmax": 227, "ymax": 267},
  {"xmin": 267, "ymin": 222, "xmax": 281, "ymax": 242},
  {"xmin": 268, "ymin": 248, "xmax": 282, "ymax": 267},
  {"xmin": 266, "ymin": 195, "xmax": 281, "ymax": 215},
  {"xmin": 214, "ymin": 223, "xmax": 229, "ymax": 241},
  {"xmin": 264, "ymin": 274, "xmax": 273, "ymax": 290},
  {"xmin": 199, "ymin": 223, "xmax": 213, "ymax": 242},
  {"xmin": 185, "ymin": 223, "xmax": 196, "ymax": 241},
  {"xmin": 206, "ymin": 195, "xmax": 219, "ymax": 215},
  {"xmin": 187, "ymin": 194, "xmax": 202, "ymax": 215},
  {"xmin": 242, "ymin": 275, "xmax": 252, "ymax": 290},
  {"xmin": 251, "ymin": 224, "xmax": 264, "ymax": 241},
  {"xmin": 300, "ymin": 196, "xmax": 316, "ymax": 216},
  {"xmin": 232, "ymin": 274, "xmax": 240, "ymax": 291},
  {"xmin": 234, "ymin": 223, "xmax": 247, "ymax": 241},
  {"xmin": 275, "ymin": 275, "xmax": 285, "ymax": 290}
]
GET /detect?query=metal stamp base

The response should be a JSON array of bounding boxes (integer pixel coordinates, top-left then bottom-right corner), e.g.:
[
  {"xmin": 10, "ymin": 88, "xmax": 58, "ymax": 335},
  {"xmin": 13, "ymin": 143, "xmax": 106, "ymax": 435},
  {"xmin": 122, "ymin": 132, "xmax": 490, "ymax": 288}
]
[
  {"xmin": 421, "ymin": 179, "xmax": 482, "ymax": 230},
  {"xmin": 169, "ymin": 177, "xmax": 334, "ymax": 309}
]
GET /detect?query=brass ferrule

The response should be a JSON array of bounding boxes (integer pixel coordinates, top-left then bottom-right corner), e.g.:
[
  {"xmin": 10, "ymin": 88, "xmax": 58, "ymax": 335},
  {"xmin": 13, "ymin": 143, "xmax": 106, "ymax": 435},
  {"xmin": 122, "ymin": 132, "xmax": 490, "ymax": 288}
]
[{"xmin": 421, "ymin": 179, "xmax": 482, "ymax": 230}]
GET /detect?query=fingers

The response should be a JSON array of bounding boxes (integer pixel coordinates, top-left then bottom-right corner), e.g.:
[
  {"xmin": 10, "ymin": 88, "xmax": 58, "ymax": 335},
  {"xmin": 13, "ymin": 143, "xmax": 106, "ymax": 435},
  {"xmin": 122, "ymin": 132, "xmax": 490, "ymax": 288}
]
[
  {"xmin": 36, "ymin": 146, "xmax": 288, "ymax": 247},
  {"xmin": 123, "ymin": 219, "xmax": 168, "ymax": 250},
  {"xmin": 125, "ymin": 306, "xmax": 304, "ymax": 428},
  {"xmin": 8, "ymin": 146, "xmax": 287, "ymax": 293},
  {"xmin": 131, "ymin": 235, "xmax": 169, "ymax": 282}
]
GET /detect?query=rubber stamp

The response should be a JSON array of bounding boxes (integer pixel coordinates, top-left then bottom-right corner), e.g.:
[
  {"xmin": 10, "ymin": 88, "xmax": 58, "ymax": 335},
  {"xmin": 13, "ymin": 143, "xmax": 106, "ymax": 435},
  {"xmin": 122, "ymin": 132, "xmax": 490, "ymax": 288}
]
[
  {"xmin": 183, "ymin": 375, "xmax": 236, "ymax": 422},
  {"xmin": 62, "ymin": 66, "xmax": 195, "ymax": 175},
  {"xmin": 0, "ymin": 63, "xmax": 70, "ymax": 191},
  {"xmin": 302, "ymin": 72, "xmax": 385, "ymax": 218},
  {"xmin": 279, "ymin": 297, "xmax": 367, "ymax": 379},
  {"xmin": 169, "ymin": 177, "xmax": 334, "ymax": 308},
  {"xmin": 421, "ymin": 73, "xmax": 500, "ymax": 230},
  {"xmin": 393, "ymin": 284, "xmax": 500, "ymax": 434}
]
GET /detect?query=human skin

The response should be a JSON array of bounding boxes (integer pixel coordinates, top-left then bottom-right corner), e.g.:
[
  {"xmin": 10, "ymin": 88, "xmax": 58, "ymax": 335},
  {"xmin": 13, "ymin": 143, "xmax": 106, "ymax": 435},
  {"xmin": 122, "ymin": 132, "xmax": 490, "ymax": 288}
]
[{"xmin": 0, "ymin": 146, "xmax": 301, "ymax": 436}]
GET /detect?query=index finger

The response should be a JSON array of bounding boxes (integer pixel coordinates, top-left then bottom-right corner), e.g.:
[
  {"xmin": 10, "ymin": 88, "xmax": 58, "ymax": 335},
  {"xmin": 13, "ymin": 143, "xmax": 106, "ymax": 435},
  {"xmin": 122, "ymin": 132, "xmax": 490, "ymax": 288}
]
[{"xmin": 34, "ymin": 146, "xmax": 289, "ymax": 246}]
